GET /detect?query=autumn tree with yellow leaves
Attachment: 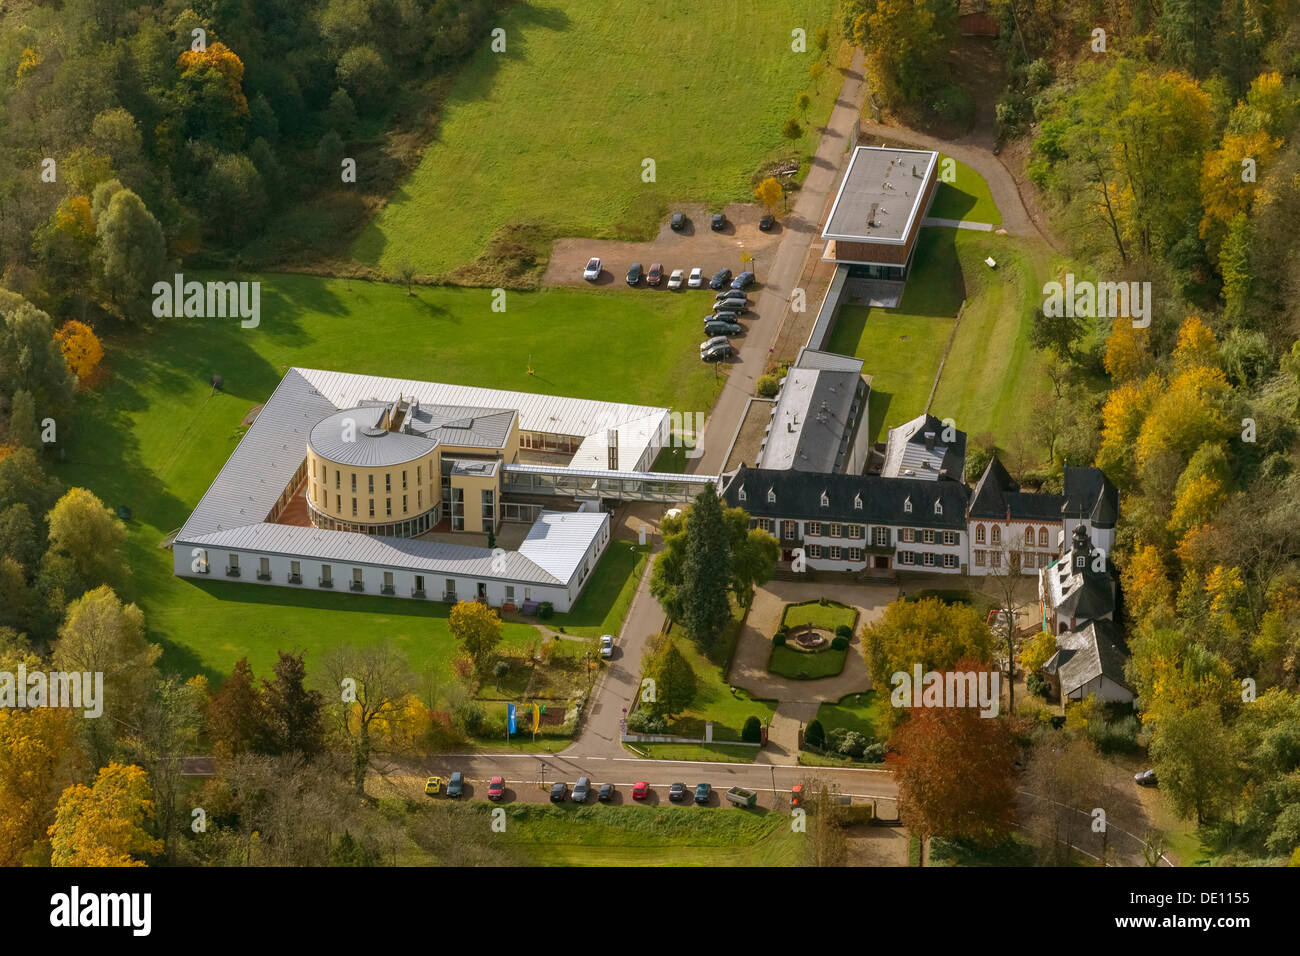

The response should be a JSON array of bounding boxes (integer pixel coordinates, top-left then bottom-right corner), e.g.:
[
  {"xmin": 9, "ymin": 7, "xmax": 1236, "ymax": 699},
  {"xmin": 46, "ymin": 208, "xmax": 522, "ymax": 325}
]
[{"xmin": 48, "ymin": 762, "xmax": 162, "ymax": 867}]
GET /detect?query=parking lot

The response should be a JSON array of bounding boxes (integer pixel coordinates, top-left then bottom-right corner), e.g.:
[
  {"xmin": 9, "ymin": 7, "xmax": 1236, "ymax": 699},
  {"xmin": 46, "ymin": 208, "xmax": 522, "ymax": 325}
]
[{"xmin": 543, "ymin": 202, "xmax": 783, "ymax": 289}]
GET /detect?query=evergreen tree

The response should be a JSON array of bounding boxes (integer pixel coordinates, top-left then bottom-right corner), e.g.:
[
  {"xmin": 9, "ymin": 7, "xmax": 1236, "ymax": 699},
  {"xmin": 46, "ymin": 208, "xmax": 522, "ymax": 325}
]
[{"xmin": 678, "ymin": 482, "xmax": 732, "ymax": 649}]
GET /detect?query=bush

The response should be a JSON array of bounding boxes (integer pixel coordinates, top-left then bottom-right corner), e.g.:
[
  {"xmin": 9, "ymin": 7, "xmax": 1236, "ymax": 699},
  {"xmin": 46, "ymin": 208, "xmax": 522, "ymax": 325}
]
[
  {"xmin": 830, "ymin": 635, "xmax": 849, "ymax": 651},
  {"xmin": 741, "ymin": 715, "xmax": 763, "ymax": 743},
  {"xmin": 626, "ymin": 709, "xmax": 668, "ymax": 734},
  {"xmin": 862, "ymin": 742, "xmax": 888, "ymax": 763},
  {"xmin": 1026, "ymin": 672, "xmax": 1051, "ymax": 699},
  {"xmin": 805, "ymin": 718, "xmax": 825, "ymax": 749},
  {"xmin": 1088, "ymin": 715, "xmax": 1140, "ymax": 755},
  {"xmin": 756, "ymin": 373, "xmax": 781, "ymax": 398},
  {"xmin": 837, "ymin": 730, "xmax": 869, "ymax": 759},
  {"xmin": 493, "ymin": 660, "xmax": 509, "ymax": 680},
  {"xmin": 835, "ymin": 624, "xmax": 853, "ymax": 640},
  {"xmin": 773, "ymin": 632, "xmax": 787, "ymax": 647},
  {"xmin": 454, "ymin": 702, "xmax": 485, "ymax": 736},
  {"xmin": 537, "ymin": 601, "xmax": 554, "ymax": 620}
]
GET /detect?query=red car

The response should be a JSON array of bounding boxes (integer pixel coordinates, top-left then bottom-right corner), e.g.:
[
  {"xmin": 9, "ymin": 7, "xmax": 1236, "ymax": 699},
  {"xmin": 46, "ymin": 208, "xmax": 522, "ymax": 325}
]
[
  {"xmin": 487, "ymin": 776, "xmax": 505, "ymax": 801},
  {"xmin": 647, "ymin": 263, "xmax": 663, "ymax": 287},
  {"xmin": 790, "ymin": 784, "xmax": 803, "ymax": 808},
  {"xmin": 632, "ymin": 781, "xmax": 650, "ymax": 800}
]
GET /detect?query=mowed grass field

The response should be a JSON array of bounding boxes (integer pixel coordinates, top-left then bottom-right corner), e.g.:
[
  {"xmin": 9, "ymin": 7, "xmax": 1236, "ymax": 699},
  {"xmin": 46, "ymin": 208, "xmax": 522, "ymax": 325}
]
[
  {"xmin": 826, "ymin": 228, "xmax": 1049, "ymax": 445},
  {"xmin": 353, "ymin": 0, "xmax": 846, "ymax": 276},
  {"xmin": 53, "ymin": 275, "xmax": 715, "ymax": 683},
  {"xmin": 928, "ymin": 154, "xmax": 1002, "ymax": 225},
  {"xmin": 457, "ymin": 803, "xmax": 801, "ymax": 866}
]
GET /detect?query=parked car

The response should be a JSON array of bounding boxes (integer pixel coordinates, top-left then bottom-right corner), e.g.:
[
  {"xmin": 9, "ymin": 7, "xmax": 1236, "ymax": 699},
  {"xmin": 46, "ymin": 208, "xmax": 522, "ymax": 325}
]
[
  {"xmin": 424, "ymin": 775, "xmax": 443, "ymax": 796},
  {"xmin": 759, "ymin": 214, "xmax": 775, "ymax": 232},
  {"xmin": 704, "ymin": 319, "xmax": 742, "ymax": 337},
  {"xmin": 701, "ymin": 341, "xmax": 733, "ymax": 362},
  {"xmin": 715, "ymin": 288, "xmax": 747, "ymax": 301},
  {"xmin": 550, "ymin": 780, "xmax": 567, "ymax": 802},
  {"xmin": 709, "ymin": 268, "xmax": 733, "ymax": 290},
  {"xmin": 487, "ymin": 776, "xmax": 505, "ymax": 801},
  {"xmin": 711, "ymin": 213, "xmax": 726, "ymax": 231},
  {"xmin": 446, "ymin": 770, "xmax": 464, "ymax": 798},
  {"xmin": 572, "ymin": 776, "xmax": 591, "ymax": 804},
  {"xmin": 670, "ymin": 212, "xmax": 686, "ymax": 232},
  {"xmin": 731, "ymin": 271, "xmax": 755, "ymax": 290},
  {"xmin": 700, "ymin": 334, "xmax": 730, "ymax": 353},
  {"xmin": 626, "ymin": 263, "xmax": 643, "ymax": 286},
  {"xmin": 687, "ymin": 267, "xmax": 704, "ymax": 288},
  {"xmin": 598, "ymin": 782, "xmax": 614, "ymax": 802},
  {"xmin": 583, "ymin": 257, "xmax": 601, "ymax": 281},
  {"xmin": 668, "ymin": 782, "xmax": 687, "ymax": 803},
  {"xmin": 600, "ymin": 634, "xmax": 614, "ymax": 658},
  {"xmin": 1134, "ymin": 769, "xmax": 1158, "ymax": 787},
  {"xmin": 694, "ymin": 783, "xmax": 712, "ymax": 805},
  {"xmin": 647, "ymin": 263, "xmax": 663, "ymax": 286},
  {"xmin": 712, "ymin": 299, "xmax": 748, "ymax": 315},
  {"xmin": 632, "ymin": 781, "xmax": 650, "ymax": 800},
  {"xmin": 667, "ymin": 268, "xmax": 685, "ymax": 290}
]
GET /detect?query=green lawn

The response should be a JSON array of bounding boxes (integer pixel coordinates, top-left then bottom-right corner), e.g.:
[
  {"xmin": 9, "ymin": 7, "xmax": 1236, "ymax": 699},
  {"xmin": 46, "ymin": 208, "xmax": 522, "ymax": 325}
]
[
  {"xmin": 447, "ymin": 803, "xmax": 800, "ymax": 866},
  {"xmin": 780, "ymin": 600, "xmax": 858, "ymax": 633},
  {"xmin": 545, "ymin": 540, "xmax": 649, "ymax": 638},
  {"xmin": 54, "ymin": 276, "xmax": 695, "ymax": 685},
  {"xmin": 630, "ymin": 742, "xmax": 761, "ymax": 764},
  {"xmin": 664, "ymin": 606, "xmax": 777, "ymax": 741},
  {"xmin": 814, "ymin": 691, "xmax": 886, "ymax": 741},
  {"xmin": 928, "ymin": 154, "xmax": 1002, "ymax": 225},
  {"xmin": 768, "ymin": 645, "xmax": 848, "ymax": 679},
  {"xmin": 353, "ymin": 0, "xmax": 847, "ymax": 277},
  {"xmin": 826, "ymin": 229, "xmax": 963, "ymax": 439},
  {"xmin": 930, "ymin": 233, "xmax": 1051, "ymax": 442},
  {"xmin": 827, "ymin": 228, "xmax": 1050, "ymax": 445}
]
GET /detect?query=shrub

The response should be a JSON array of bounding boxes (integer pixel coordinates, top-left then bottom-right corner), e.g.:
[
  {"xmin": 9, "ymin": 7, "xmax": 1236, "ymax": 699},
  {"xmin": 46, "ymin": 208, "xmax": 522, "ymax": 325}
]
[
  {"xmin": 1026, "ymin": 672, "xmax": 1051, "ymax": 699},
  {"xmin": 835, "ymin": 624, "xmax": 853, "ymax": 640},
  {"xmin": 454, "ymin": 702, "xmax": 485, "ymax": 736},
  {"xmin": 862, "ymin": 742, "xmax": 888, "ymax": 763},
  {"xmin": 773, "ymin": 632, "xmax": 787, "ymax": 647},
  {"xmin": 805, "ymin": 718, "xmax": 825, "ymax": 749},
  {"xmin": 741, "ymin": 715, "xmax": 763, "ymax": 743},
  {"xmin": 537, "ymin": 601, "xmax": 554, "ymax": 620},
  {"xmin": 627, "ymin": 709, "xmax": 668, "ymax": 734},
  {"xmin": 837, "ymin": 730, "xmax": 868, "ymax": 759},
  {"xmin": 830, "ymin": 635, "xmax": 849, "ymax": 651},
  {"xmin": 826, "ymin": 726, "xmax": 849, "ymax": 751},
  {"xmin": 756, "ymin": 373, "xmax": 781, "ymax": 398},
  {"xmin": 1088, "ymin": 715, "xmax": 1140, "ymax": 755},
  {"xmin": 493, "ymin": 660, "xmax": 509, "ymax": 680}
]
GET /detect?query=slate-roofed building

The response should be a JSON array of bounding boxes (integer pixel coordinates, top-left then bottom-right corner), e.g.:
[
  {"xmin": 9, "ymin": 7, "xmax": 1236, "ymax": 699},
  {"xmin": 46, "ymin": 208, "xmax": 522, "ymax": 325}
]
[
  {"xmin": 756, "ymin": 348, "xmax": 872, "ymax": 474},
  {"xmin": 1040, "ymin": 524, "xmax": 1118, "ymax": 634},
  {"xmin": 967, "ymin": 456, "xmax": 1120, "ymax": 576},
  {"xmin": 880, "ymin": 412, "xmax": 966, "ymax": 481},
  {"xmin": 719, "ymin": 464, "xmax": 970, "ymax": 575},
  {"xmin": 1043, "ymin": 619, "xmax": 1135, "ymax": 704}
]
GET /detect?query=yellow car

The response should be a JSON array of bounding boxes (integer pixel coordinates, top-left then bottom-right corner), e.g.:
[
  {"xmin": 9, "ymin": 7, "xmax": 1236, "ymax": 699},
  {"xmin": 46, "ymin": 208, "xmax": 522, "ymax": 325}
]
[{"xmin": 424, "ymin": 776, "xmax": 444, "ymax": 796}]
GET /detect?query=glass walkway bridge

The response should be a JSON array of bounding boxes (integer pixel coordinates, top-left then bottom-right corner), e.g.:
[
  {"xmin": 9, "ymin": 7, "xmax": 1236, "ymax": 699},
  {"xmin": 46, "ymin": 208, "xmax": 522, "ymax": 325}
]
[{"xmin": 502, "ymin": 463, "xmax": 716, "ymax": 503}]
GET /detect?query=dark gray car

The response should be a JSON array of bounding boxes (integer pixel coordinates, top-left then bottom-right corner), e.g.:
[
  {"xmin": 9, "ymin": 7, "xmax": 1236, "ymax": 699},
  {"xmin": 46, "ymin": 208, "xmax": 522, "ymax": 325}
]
[{"xmin": 572, "ymin": 776, "xmax": 591, "ymax": 803}]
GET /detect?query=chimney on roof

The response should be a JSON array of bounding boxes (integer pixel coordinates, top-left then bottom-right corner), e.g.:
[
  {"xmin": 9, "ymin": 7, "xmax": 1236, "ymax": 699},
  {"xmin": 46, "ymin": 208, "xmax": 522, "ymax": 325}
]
[{"xmin": 924, "ymin": 430, "xmax": 935, "ymax": 449}]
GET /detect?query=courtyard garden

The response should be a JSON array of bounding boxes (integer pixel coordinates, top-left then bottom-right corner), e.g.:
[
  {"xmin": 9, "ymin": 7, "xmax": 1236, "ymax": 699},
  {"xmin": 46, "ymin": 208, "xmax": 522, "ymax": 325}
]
[
  {"xmin": 767, "ymin": 599, "xmax": 858, "ymax": 680},
  {"xmin": 802, "ymin": 691, "xmax": 890, "ymax": 766}
]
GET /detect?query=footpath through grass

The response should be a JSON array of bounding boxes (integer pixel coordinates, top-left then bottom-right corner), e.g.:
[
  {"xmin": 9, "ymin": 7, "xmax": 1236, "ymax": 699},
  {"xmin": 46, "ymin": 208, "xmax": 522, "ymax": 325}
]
[{"xmin": 353, "ymin": 0, "xmax": 847, "ymax": 277}]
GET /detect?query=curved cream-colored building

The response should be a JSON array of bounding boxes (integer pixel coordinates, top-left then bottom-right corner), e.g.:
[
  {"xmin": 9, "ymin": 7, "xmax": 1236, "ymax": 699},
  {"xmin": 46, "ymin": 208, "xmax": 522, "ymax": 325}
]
[{"xmin": 307, "ymin": 406, "xmax": 441, "ymax": 536}]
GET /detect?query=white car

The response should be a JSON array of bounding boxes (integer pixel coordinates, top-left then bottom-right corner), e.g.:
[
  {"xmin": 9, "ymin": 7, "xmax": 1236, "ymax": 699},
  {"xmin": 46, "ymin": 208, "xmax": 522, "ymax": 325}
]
[
  {"xmin": 687, "ymin": 267, "xmax": 704, "ymax": 288},
  {"xmin": 583, "ymin": 257, "xmax": 601, "ymax": 281},
  {"xmin": 699, "ymin": 335, "xmax": 729, "ymax": 353},
  {"xmin": 667, "ymin": 269, "xmax": 684, "ymax": 290},
  {"xmin": 599, "ymin": 634, "xmax": 614, "ymax": 658}
]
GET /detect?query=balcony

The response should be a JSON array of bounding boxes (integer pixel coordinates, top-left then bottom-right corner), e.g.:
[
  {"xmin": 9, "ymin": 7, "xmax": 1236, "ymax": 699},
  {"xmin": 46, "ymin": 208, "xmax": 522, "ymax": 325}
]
[
  {"xmin": 256, "ymin": 572, "xmax": 272, "ymax": 581},
  {"xmin": 442, "ymin": 592, "xmax": 458, "ymax": 603},
  {"xmin": 225, "ymin": 567, "xmax": 241, "ymax": 578},
  {"xmin": 411, "ymin": 588, "xmax": 426, "ymax": 599},
  {"xmin": 288, "ymin": 573, "xmax": 303, "ymax": 584},
  {"xmin": 350, "ymin": 581, "xmax": 365, "ymax": 593},
  {"xmin": 381, "ymin": 585, "xmax": 395, "ymax": 596},
  {"xmin": 319, "ymin": 577, "xmax": 334, "ymax": 588}
]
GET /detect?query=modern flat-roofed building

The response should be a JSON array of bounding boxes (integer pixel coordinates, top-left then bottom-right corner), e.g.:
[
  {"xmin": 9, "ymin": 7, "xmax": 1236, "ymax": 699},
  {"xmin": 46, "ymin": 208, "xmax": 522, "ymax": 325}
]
[
  {"xmin": 822, "ymin": 146, "xmax": 938, "ymax": 281},
  {"xmin": 172, "ymin": 367, "xmax": 676, "ymax": 611},
  {"xmin": 755, "ymin": 348, "xmax": 872, "ymax": 475}
]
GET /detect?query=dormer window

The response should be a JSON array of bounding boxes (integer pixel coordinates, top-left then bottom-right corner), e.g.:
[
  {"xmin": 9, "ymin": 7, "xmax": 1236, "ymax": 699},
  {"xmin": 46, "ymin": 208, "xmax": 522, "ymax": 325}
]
[
  {"xmin": 853, "ymin": 493, "xmax": 862, "ymax": 510},
  {"xmin": 737, "ymin": 486, "xmax": 747, "ymax": 502},
  {"xmin": 1075, "ymin": 555, "xmax": 1085, "ymax": 569},
  {"xmin": 766, "ymin": 488, "xmax": 776, "ymax": 504},
  {"xmin": 934, "ymin": 500, "xmax": 943, "ymax": 515},
  {"xmin": 903, "ymin": 497, "xmax": 912, "ymax": 514},
  {"xmin": 820, "ymin": 491, "xmax": 829, "ymax": 508}
]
